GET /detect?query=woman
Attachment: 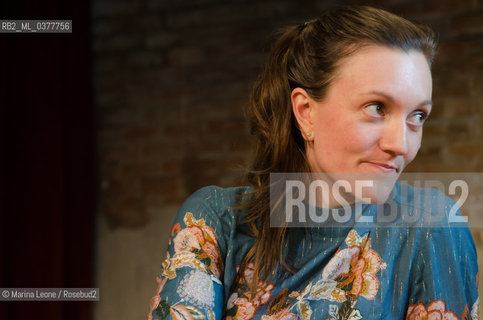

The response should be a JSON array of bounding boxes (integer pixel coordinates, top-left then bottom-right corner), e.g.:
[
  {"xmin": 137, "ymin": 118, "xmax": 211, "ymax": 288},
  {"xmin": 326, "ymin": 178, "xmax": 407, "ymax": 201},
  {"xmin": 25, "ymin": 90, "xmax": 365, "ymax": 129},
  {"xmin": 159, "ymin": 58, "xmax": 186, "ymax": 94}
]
[{"xmin": 148, "ymin": 5, "xmax": 479, "ymax": 319}]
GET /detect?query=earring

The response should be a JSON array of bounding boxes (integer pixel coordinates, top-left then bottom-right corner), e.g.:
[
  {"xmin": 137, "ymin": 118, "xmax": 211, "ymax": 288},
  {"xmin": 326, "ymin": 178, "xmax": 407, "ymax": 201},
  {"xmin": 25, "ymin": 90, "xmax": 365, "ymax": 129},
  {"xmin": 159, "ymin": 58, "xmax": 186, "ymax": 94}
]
[{"xmin": 306, "ymin": 132, "xmax": 313, "ymax": 138}]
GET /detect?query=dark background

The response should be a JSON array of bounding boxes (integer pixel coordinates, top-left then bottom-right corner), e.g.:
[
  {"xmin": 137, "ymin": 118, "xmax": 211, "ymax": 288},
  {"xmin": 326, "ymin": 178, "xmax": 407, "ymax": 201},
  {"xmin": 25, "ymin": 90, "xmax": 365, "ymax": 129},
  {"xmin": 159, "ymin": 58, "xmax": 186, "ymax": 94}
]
[{"xmin": 0, "ymin": 1, "xmax": 95, "ymax": 319}]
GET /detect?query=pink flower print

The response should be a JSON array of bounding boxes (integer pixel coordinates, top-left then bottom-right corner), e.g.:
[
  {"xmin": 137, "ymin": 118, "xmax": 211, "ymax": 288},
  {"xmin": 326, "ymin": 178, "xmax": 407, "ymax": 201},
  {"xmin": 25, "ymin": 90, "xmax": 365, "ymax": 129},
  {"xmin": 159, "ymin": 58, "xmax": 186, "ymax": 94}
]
[
  {"xmin": 170, "ymin": 305, "xmax": 193, "ymax": 320},
  {"xmin": 322, "ymin": 247, "xmax": 360, "ymax": 281},
  {"xmin": 173, "ymin": 226, "xmax": 205, "ymax": 253},
  {"xmin": 252, "ymin": 282, "xmax": 274, "ymax": 307},
  {"xmin": 406, "ymin": 300, "xmax": 459, "ymax": 320},
  {"xmin": 200, "ymin": 224, "xmax": 218, "ymax": 244},
  {"xmin": 232, "ymin": 297, "xmax": 257, "ymax": 320},
  {"xmin": 227, "ymin": 262, "xmax": 275, "ymax": 320},
  {"xmin": 406, "ymin": 304, "xmax": 427, "ymax": 320},
  {"xmin": 171, "ymin": 223, "xmax": 181, "ymax": 236},
  {"xmin": 321, "ymin": 230, "xmax": 382, "ymax": 301},
  {"xmin": 242, "ymin": 262, "xmax": 255, "ymax": 284},
  {"xmin": 171, "ymin": 213, "xmax": 223, "ymax": 278},
  {"xmin": 348, "ymin": 248, "xmax": 381, "ymax": 299},
  {"xmin": 261, "ymin": 307, "xmax": 298, "ymax": 320},
  {"xmin": 201, "ymin": 239, "xmax": 221, "ymax": 278},
  {"xmin": 147, "ymin": 276, "xmax": 167, "ymax": 320}
]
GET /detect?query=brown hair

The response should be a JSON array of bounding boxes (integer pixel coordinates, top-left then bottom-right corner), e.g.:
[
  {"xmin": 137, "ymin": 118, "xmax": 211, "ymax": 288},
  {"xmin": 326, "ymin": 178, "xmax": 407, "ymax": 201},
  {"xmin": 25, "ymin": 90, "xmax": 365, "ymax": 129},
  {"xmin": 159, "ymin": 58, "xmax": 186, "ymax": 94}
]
[{"xmin": 240, "ymin": 5, "xmax": 437, "ymax": 292}]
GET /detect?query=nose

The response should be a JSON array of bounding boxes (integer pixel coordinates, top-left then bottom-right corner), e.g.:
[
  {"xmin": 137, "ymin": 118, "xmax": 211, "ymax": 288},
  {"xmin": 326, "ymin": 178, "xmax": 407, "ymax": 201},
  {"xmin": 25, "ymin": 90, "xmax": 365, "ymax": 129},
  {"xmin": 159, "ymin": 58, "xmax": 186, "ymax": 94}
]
[{"xmin": 379, "ymin": 119, "xmax": 408, "ymax": 156}]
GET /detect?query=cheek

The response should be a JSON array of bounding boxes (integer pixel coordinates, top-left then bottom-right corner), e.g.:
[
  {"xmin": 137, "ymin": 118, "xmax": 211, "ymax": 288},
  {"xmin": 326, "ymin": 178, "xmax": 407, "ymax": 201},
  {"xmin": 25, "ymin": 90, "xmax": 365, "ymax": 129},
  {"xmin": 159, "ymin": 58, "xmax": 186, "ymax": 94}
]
[
  {"xmin": 313, "ymin": 116, "xmax": 347, "ymax": 154},
  {"xmin": 405, "ymin": 132, "xmax": 423, "ymax": 162},
  {"xmin": 314, "ymin": 119, "xmax": 378, "ymax": 158},
  {"xmin": 333, "ymin": 122, "xmax": 381, "ymax": 156}
]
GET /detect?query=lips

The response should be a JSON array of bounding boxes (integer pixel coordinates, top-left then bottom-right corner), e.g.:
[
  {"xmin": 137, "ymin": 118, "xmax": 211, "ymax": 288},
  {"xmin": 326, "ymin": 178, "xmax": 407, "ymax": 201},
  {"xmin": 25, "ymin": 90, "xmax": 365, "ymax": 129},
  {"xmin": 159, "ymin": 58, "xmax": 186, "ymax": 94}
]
[{"xmin": 362, "ymin": 161, "xmax": 399, "ymax": 173}]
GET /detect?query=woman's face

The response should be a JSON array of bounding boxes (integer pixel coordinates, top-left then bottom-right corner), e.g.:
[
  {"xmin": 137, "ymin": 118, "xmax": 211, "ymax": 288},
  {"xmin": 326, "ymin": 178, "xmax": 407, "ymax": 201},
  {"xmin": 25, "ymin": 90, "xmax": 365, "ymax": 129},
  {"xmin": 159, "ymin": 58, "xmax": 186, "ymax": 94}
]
[{"xmin": 293, "ymin": 45, "xmax": 432, "ymax": 202}]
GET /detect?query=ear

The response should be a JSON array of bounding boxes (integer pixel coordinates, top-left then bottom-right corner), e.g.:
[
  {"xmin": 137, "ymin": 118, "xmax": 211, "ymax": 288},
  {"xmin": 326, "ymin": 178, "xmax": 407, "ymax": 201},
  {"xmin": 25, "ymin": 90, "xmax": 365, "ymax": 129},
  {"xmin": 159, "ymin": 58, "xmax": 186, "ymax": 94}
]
[{"xmin": 291, "ymin": 87, "xmax": 314, "ymax": 141}]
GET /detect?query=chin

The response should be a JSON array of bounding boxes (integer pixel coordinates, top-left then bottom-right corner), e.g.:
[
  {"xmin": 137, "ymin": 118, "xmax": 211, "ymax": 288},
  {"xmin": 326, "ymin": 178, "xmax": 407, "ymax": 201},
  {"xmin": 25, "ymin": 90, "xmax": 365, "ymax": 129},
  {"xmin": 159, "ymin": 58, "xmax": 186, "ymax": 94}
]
[
  {"xmin": 353, "ymin": 174, "xmax": 399, "ymax": 204},
  {"xmin": 326, "ymin": 171, "xmax": 399, "ymax": 205},
  {"xmin": 306, "ymin": 170, "xmax": 400, "ymax": 205}
]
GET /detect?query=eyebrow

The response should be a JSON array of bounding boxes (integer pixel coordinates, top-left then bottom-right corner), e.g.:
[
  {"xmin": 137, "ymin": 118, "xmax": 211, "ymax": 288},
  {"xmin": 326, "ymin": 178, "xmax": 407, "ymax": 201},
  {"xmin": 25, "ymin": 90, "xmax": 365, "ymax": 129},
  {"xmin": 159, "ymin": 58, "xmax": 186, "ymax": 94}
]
[{"xmin": 363, "ymin": 90, "xmax": 432, "ymax": 108}]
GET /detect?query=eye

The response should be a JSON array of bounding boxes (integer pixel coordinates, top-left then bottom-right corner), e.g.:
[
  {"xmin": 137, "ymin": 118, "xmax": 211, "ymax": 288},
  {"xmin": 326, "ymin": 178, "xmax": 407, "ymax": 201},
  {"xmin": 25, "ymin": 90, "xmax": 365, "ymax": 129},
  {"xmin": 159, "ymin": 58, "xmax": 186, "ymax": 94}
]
[
  {"xmin": 407, "ymin": 111, "xmax": 428, "ymax": 126},
  {"xmin": 363, "ymin": 102, "xmax": 385, "ymax": 118}
]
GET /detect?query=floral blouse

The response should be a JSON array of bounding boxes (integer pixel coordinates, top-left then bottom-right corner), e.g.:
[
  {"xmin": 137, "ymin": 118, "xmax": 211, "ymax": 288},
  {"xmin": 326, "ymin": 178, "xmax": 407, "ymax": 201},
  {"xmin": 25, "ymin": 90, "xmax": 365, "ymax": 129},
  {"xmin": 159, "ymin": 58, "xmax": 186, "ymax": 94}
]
[{"xmin": 147, "ymin": 185, "xmax": 479, "ymax": 320}]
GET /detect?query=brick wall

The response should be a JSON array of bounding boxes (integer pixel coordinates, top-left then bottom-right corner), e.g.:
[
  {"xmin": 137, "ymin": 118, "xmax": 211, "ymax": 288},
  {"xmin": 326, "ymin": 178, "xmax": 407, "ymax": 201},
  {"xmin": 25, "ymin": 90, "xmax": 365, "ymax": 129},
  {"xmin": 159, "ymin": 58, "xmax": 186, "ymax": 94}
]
[
  {"xmin": 94, "ymin": 0, "xmax": 482, "ymax": 229},
  {"xmin": 94, "ymin": 1, "xmax": 331, "ymax": 228},
  {"xmin": 92, "ymin": 0, "xmax": 482, "ymax": 318}
]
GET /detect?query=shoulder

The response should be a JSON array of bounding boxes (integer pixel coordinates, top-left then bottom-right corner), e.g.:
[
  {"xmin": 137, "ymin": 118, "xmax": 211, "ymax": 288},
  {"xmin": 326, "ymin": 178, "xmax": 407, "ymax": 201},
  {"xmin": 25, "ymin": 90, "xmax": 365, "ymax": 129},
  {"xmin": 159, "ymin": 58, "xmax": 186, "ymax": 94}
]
[
  {"xmin": 177, "ymin": 185, "xmax": 251, "ymax": 222},
  {"xmin": 395, "ymin": 183, "xmax": 477, "ymax": 269},
  {"xmin": 401, "ymin": 184, "xmax": 479, "ymax": 308},
  {"xmin": 393, "ymin": 181, "xmax": 453, "ymax": 208},
  {"xmin": 166, "ymin": 186, "xmax": 252, "ymax": 275},
  {"xmin": 181, "ymin": 185, "xmax": 251, "ymax": 208},
  {"xmin": 392, "ymin": 181, "xmax": 468, "ymax": 228},
  {"xmin": 172, "ymin": 185, "xmax": 252, "ymax": 250}
]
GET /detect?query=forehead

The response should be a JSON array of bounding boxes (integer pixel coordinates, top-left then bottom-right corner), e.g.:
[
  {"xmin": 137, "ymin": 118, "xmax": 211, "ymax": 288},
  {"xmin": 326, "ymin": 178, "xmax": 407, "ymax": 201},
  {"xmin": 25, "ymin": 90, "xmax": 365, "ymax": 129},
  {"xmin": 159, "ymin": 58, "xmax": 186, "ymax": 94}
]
[{"xmin": 328, "ymin": 45, "xmax": 432, "ymax": 101}]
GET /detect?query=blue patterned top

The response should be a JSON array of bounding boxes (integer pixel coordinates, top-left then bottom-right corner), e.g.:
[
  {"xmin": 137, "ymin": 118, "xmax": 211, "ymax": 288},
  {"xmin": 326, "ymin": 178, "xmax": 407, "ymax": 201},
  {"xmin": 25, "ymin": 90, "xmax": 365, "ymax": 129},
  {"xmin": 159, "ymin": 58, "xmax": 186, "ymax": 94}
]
[{"xmin": 147, "ymin": 184, "xmax": 479, "ymax": 320}]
